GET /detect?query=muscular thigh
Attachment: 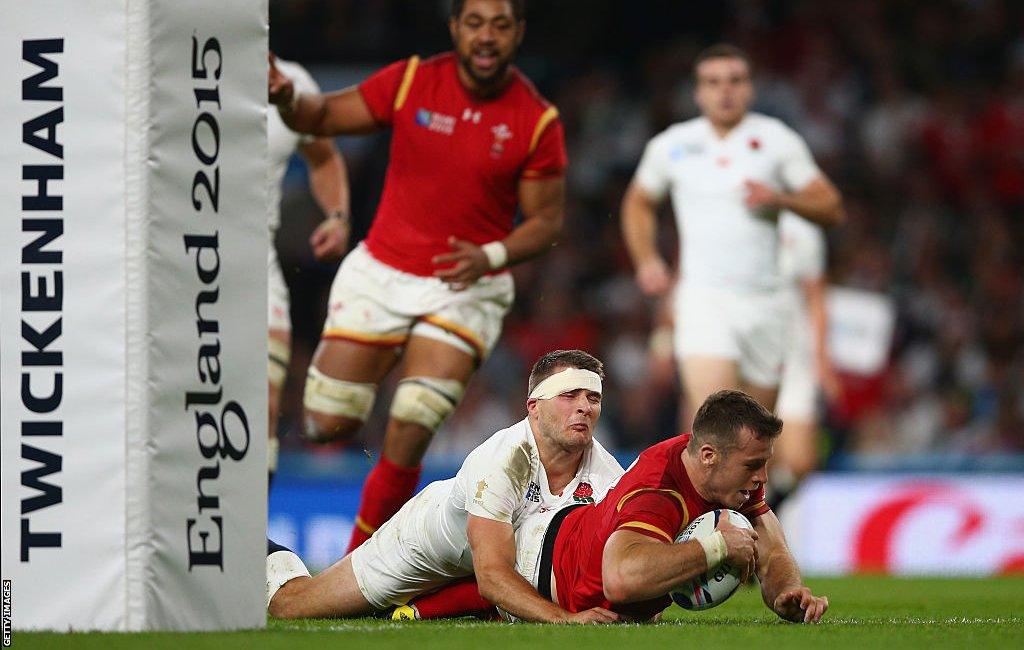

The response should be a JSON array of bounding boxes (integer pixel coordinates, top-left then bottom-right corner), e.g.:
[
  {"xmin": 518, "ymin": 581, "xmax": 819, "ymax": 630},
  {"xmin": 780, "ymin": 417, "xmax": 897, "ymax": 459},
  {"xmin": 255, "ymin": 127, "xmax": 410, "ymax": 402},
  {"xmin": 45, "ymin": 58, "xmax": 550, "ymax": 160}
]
[
  {"xmin": 399, "ymin": 335, "xmax": 477, "ymax": 384},
  {"xmin": 311, "ymin": 338, "xmax": 399, "ymax": 383}
]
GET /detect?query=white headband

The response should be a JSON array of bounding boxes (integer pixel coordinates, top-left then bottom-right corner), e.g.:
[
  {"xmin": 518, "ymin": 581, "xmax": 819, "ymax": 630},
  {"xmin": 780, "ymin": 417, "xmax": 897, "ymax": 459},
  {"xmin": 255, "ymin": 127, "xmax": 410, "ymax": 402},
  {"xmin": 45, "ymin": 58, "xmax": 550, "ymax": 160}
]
[{"xmin": 528, "ymin": 368, "xmax": 602, "ymax": 400}]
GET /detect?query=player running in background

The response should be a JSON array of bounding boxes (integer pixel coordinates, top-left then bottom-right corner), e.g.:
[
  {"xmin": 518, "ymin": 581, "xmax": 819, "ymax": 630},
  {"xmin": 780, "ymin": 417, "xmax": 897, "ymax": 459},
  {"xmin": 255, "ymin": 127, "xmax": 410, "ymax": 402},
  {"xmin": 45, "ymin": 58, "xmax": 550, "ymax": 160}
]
[
  {"xmin": 266, "ymin": 57, "xmax": 350, "ymax": 485},
  {"xmin": 266, "ymin": 350, "xmax": 623, "ymax": 623},
  {"xmin": 511, "ymin": 389, "xmax": 828, "ymax": 623},
  {"xmin": 620, "ymin": 44, "xmax": 844, "ymax": 415},
  {"xmin": 267, "ymin": 0, "xmax": 567, "ymax": 553},
  {"xmin": 772, "ymin": 212, "xmax": 839, "ymax": 505}
]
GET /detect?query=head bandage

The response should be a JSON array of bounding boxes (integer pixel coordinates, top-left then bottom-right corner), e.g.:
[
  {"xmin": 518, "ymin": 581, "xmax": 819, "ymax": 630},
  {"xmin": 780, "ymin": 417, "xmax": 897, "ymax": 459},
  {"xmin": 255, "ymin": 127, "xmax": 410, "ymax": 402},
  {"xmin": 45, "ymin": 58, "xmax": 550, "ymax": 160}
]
[{"xmin": 528, "ymin": 368, "xmax": 602, "ymax": 400}]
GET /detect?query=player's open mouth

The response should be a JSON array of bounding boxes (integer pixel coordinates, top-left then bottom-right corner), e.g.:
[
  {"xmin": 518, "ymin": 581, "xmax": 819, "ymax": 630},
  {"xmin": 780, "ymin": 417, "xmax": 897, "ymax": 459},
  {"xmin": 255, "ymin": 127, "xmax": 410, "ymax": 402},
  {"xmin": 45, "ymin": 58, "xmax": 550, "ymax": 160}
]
[{"xmin": 473, "ymin": 51, "xmax": 498, "ymax": 69}]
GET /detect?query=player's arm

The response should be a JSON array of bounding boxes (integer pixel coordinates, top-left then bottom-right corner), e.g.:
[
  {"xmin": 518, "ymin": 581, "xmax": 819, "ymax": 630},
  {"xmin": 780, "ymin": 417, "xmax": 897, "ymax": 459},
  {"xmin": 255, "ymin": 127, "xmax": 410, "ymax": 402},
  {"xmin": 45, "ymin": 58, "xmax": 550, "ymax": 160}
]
[
  {"xmin": 299, "ymin": 138, "xmax": 352, "ymax": 262},
  {"xmin": 601, "ymin": 529, "xmax": 706, "ymax": 603},
  {"xmin": 269, "ymin": 56, "xmax": 379, "ymax": 136},
  {"xmin": 620, "ymin": 182, "xmax": 672, "ymax": 296},
  {"xmin": 467, "ymin": 515, "xmax": 618, "ymax": 624},
  {"xmin": 432, "ymin": 176, "xmax": 565, "ymax": 290},
  {"xmin": 602, "ymin": 508, "xmax": 757, "ymax": 604},
  {"xmin": 753, "ymin": 510, "xmax": 829, "ymax": 623},
  {"xmin": 745, "ymin": 175, "xmax": 844, "ymax": 227}
]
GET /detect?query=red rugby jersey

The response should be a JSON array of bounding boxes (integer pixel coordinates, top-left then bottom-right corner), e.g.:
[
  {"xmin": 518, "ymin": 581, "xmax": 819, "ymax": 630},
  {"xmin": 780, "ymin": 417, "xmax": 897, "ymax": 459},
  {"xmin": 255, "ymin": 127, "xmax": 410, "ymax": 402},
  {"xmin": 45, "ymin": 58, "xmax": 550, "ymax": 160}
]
[
  {"xmin": 357, "ymin": 52, "xmax": 567, "ymax": 277},
  {"xmin": 552, "ymin": 433, "xmax": 771, "ymax": 619}
]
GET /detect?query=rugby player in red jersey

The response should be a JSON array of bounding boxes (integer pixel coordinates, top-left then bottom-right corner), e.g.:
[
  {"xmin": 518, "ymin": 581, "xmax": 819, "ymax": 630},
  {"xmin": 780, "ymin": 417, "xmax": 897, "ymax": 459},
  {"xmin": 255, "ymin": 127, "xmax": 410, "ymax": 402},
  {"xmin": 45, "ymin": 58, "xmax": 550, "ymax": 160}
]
[
  {"xmin": 268, "ymin": 0, "xmax": 567, "ymax": 553},
  {"xmin": 516, "ymin": 389, "xmax": 829, "ymax": 623}
]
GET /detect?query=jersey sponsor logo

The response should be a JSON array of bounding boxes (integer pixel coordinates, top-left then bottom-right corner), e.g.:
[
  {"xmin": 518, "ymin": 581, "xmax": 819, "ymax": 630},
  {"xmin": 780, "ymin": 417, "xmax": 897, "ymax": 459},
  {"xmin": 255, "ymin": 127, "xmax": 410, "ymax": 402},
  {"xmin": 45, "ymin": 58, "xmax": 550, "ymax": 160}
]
[
  {"xmin": 475, "ymin": 479, "xmax": 488, "ymax": 500},
  {"xmin": 415, "ymin": 108, "xmax": 456, "ymax": 135},
  {"xmin": 573, "ymin": 482, "xmax": 595, "ymax": 504},
  {"xmin": 524, "ymin": 481, "xmax": 541, "ymax": 503},
  {"xmin": 490, "ymin": 123, "xmax": 513, "ymax": 158},
  {"xmin": 461, "ymin": 108, "xmax": 481, "ymax": 124}
]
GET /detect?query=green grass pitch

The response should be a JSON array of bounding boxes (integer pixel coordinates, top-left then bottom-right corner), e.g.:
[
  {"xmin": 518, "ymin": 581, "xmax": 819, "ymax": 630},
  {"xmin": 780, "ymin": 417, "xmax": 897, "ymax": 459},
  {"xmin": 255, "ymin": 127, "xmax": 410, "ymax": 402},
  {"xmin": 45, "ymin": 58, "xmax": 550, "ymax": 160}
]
[{"xmin": 15, "ymin": 576, "xmax": 1024, "ymax": 649}]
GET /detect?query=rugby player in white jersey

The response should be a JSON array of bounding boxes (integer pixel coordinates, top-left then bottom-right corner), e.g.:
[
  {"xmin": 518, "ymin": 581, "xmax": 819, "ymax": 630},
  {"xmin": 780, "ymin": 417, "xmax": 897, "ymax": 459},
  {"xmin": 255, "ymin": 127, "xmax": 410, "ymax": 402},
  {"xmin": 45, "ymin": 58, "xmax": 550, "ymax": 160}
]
[
  {"xmin": 266, "ymin": 57, "xmax": 350, "ymax": 483},
  {"xmin": 773, "ymin": 212, "xmax": 838, "ymax": 501},
  {"xmin": 620, "ymin": 43, "xmax": 844, "ymax": 414},
  {"xmin": 266, "ymin": 350, "xmax": 624, "ymax": 623}
]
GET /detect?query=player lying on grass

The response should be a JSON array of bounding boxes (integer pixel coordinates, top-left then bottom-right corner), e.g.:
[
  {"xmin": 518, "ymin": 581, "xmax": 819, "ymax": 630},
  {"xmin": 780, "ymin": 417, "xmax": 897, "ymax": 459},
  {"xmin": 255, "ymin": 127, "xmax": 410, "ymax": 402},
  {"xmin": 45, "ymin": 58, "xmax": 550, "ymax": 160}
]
[
  {"xmin": 266, "ymin": 350, "xmax": 625, "ymax": 623},
  {"xmin": 399, "ymin": 389, "xmax": 828, "ymax": 623}
]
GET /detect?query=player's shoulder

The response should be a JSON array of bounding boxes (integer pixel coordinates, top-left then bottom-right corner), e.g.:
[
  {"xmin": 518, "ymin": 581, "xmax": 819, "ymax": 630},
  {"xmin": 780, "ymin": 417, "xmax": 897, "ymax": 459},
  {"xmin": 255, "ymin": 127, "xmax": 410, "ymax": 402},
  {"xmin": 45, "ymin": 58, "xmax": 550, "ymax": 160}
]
[
  {"xmin": 648, "ymin": 117, "xmax": 706, "ymax": 149},
  {"xmin": 507, "ymin": 67, "xmax": 558, "ymax": 116},
  {"xmin": 416, "ymin": 51, "xmax": 456, "ymax": 72},
  {"xmin": 747, "ymin": 112, "xmax": 805, "ymax": 144},
  {"xmin": 589, "ymin": 435, "xmax": 626, "ymax": 478},
  {"xmin": 472, "ymin": 418, "xmax": 534, "ymax": 457}
]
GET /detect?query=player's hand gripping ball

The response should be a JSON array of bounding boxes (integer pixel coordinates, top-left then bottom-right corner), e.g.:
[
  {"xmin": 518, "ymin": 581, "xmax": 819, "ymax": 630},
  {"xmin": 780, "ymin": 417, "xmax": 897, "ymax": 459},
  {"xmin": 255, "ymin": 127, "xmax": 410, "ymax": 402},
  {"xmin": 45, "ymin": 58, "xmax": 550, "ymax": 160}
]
[{"xmin": 670, "ymin": 509, "xmax": 753, "ymax": 610}]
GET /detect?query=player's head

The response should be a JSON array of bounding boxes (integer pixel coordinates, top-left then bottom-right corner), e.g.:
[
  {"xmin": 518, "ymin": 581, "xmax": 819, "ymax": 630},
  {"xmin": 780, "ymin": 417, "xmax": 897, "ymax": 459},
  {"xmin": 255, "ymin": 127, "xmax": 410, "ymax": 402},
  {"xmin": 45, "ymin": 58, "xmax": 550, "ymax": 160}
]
[
  {"xmin": 449, "ymin": 0, "xmax": 525, "ymax": 92},
  {"xmin": 526, "ymin": 350, "xmax": 604, "ymax": 451},
  {"xmin": 693, "ymin": 43, "xmax": 754, "ymax": 129},
  {"xmin": 688, "ymin": 390, "xmax": 782, "ymax": 509}
]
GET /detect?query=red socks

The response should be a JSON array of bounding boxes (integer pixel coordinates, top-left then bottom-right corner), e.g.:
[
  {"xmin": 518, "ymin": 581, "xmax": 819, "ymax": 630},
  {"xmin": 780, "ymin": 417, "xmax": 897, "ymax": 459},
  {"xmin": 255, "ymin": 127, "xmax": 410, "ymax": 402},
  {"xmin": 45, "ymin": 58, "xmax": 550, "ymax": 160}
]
[
  {"xmin": 409, "ymin": 578, "xmax": 498, "ymax": 620},
  {"xmin": 346, "ymin": 455, "xmax": 421, "ymax": 554}
]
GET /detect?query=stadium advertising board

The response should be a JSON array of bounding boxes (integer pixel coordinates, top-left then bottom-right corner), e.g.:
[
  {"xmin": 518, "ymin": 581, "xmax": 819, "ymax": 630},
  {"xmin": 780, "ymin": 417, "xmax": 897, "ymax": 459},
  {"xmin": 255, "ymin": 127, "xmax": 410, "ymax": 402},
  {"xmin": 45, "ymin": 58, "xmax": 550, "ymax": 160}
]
[{"xmin": 782, "ymin": 475, "xmax": 1024, "ymax": 575}]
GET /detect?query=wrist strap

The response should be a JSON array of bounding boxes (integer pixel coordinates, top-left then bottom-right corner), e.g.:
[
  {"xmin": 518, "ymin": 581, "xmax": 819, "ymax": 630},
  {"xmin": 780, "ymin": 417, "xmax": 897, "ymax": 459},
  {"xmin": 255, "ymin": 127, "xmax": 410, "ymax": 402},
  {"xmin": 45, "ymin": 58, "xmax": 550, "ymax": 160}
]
[
  {"xmin": 698, "ymin": 530, "xmax": 727, "ymax": 569},
  {"xmin": 481, "ymin": 241, "xmax": 508, "ymax": 270}
]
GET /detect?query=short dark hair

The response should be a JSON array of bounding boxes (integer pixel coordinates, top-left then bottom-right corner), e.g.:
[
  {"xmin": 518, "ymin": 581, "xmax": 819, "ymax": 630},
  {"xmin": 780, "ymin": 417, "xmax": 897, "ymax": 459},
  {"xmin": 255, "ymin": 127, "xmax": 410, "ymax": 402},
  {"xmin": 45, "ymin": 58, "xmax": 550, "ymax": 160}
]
[
  {"xmin": 690, "ymin": 390, "xmax": 782, "ymax": 453},
  {"xmin": 694, "ymin": 43, "xmax": 751, "ymax": 75},
  {"xmin": 451, "ymin": 0, "xmax": 525, "ymax": 21},
  {"xmin": 528, "ymin": 349, "xmax": 604, "ymax": 394}
]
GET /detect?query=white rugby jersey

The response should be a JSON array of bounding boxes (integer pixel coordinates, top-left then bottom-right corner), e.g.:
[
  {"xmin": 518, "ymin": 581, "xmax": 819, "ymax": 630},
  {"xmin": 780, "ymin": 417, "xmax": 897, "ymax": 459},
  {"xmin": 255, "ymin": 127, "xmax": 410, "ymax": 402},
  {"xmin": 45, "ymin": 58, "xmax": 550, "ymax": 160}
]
[
  {"xmin": 404, "ymin": 418, "xmax": 623, "ymax": 575},
  {"xmin": 267, "ymin": 59, "xmax": 320, "ymax": 233},
  {"xmin": 634, "ymin": 112, "xmax": 820, "ymax": 291}
]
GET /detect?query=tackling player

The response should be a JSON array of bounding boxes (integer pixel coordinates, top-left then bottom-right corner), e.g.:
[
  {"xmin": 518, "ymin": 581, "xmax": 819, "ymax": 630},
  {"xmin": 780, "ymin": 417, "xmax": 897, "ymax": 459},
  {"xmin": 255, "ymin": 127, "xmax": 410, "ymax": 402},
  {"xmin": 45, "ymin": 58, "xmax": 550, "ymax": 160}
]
[
  {"xmin": 266, "ymin": 350, "xmax": 624, "ymax": 623},
  {"xmin": 268, "ymin": 0, "xmax": 568, "ymax": 554},
  {"xmin": 620, "ymin": 44, "xmax": 844, "ymax": 414},
  {"xmin": 265, "ymin": 57, "xmax": 350, "ymax": 486},
  {"xmin": 510, "ymin": 389, "xmax": 829, "ymax": 623}
]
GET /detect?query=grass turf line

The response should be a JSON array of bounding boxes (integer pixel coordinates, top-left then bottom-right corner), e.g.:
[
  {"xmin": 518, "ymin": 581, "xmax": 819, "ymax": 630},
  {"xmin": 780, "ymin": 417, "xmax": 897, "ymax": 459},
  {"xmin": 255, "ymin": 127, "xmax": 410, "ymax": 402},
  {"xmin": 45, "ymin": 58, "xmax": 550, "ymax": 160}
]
[{"xmin": 13, "ymin": 576, "xmax": 1024, "ymax": 649}]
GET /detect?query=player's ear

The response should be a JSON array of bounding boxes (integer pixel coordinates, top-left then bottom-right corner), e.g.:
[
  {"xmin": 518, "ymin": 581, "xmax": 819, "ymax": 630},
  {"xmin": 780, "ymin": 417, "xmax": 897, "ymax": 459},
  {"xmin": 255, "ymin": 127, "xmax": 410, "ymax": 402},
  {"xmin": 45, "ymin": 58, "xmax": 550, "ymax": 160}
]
[
  {"xmin": 700, "ymin": 443, "xmax": 717, "ymax": 466},
  {"xmin": 515, "ymin": 21, "xmax": 525, "ymax": 47},
  {"xmin": 449, "ymin": 16, "xmax": 459, "ymax": 42},
  {"xmin": 525, "ymin": 397, "xmax": 539, "ymax": 416}
]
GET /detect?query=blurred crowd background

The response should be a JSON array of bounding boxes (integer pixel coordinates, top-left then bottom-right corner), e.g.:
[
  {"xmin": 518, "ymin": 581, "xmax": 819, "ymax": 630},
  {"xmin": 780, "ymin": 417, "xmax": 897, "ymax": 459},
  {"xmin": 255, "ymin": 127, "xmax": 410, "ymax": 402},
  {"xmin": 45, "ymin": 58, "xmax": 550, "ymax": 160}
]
[{"xmin": 269, "ymin": 0, "xmax": 1023, "ymax": 468}]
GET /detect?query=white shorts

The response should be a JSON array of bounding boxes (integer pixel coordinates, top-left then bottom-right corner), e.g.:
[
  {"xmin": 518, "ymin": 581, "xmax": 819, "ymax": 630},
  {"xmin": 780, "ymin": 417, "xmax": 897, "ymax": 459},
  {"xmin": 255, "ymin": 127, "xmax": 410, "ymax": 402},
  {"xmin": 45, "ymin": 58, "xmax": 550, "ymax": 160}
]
[
  {"xmin": 323, "ymin": 244, "xmax": 514, "ymax": 359},
  {"xmin": 776, "ymin": 304, "xmax": 818, "ymax": 420},
  {"xmin": 674, "ymin": 283, "xmax": 789, "ymax": 388},
  {"xmin": 268, "ymin": 246, "xmax": 290, "ymax": 333},
  {"xmin": 349, "ymin": 481, "xmax": 472, "ymax": 610}
]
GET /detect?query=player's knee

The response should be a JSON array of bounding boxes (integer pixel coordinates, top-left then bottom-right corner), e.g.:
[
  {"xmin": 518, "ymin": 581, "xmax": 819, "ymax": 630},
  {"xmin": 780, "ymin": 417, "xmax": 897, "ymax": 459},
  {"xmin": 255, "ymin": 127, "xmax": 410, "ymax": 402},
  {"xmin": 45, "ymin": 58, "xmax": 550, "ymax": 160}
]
[
  {"xmin": 268, "ymin": 578, "xmax": 307, "ymax": 619},
  {"xmin": 389, "ymin": 377, "xmax": 465, "ymax": 432},
  {"xmin": 268, "ymin": 337, "xmax": 291, "ymax": 391},
  {"xmin": 302, "ymin": 366, "xmax": 376, "ymax": 442}
]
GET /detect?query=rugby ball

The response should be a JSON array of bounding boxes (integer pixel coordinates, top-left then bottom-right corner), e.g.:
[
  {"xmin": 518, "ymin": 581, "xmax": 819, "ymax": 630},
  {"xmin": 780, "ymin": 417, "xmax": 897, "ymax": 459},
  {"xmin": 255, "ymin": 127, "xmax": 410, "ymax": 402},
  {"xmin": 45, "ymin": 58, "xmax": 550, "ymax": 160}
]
[{"xmin": 669, "ymin": 509, "xmax": 753, "ymax": 610}]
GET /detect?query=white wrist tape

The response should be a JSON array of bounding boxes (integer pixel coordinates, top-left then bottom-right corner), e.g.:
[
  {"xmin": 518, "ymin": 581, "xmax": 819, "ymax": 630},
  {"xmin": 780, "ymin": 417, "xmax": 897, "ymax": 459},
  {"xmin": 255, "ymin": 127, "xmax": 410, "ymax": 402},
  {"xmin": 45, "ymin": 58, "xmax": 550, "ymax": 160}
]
[
  {"xmin": 698, "ymin": 530, "xmax": 727, "ymax": 569},
  {"xmin": 481, "ymin": 241, "xmax": 508, "ymax": 270},
  {"xmin": 528, "ymin": 368, "xmax": 602, "ymax": 400}
]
